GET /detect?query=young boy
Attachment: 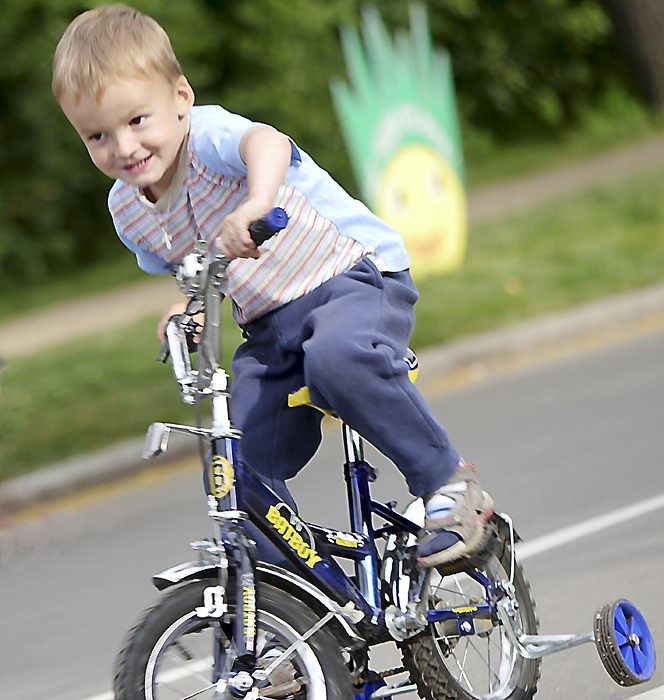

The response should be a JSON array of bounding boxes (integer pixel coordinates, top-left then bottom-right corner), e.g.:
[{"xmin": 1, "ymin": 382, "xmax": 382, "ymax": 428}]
[{"xmin": 52, "ymin": 4, "xmax": 492, "ymax": 568}]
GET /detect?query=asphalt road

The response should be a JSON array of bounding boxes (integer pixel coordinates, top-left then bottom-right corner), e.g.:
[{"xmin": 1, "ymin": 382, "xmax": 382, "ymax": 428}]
[{"xmin": 2, "ymin": 327, "xmax": 663, "ymax": 700}]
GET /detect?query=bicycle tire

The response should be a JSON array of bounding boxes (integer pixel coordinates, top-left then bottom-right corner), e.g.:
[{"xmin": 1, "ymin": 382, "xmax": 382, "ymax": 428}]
[
  {"xmin": 113, "ymin": 578, "xmax": 353, "ymax": 700},
  {"xmin": 400, "ymin": 525, "xmax": 541, "ymax": 700}
]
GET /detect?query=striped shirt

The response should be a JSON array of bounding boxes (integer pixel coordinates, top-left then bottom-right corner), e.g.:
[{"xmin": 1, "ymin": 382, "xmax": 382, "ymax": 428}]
[{"xmin": 109, "ymin": 105, "xmax": 409, "ymax": 322}]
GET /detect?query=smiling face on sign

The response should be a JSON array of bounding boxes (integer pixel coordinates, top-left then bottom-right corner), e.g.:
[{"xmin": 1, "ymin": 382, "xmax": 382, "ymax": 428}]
[{"xmin": 376, "ymin": 143, "xmax": 467, "ymax": 277}]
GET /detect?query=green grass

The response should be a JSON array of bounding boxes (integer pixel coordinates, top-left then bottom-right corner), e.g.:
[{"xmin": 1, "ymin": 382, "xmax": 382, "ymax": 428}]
[
  {"xmin": 1, "ymin": 307, "xmax": 242, "ymax": 480},
  {"xmin": 412, "ymin": 168, "xmax": 664, "ymax": 347},
  {"xmin": 3, "ymin": 166, "xmax": 664, "ymax": 480}
]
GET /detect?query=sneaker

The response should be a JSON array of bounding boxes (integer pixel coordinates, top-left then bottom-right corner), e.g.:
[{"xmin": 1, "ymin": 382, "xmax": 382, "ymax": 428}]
[
  {"xmin": 417, "ymin": 462, "xmax": 494, "ymax": 568},
  {"xmin": 256, "ymin": 647, "xmax": 303, "ymax": 698}
]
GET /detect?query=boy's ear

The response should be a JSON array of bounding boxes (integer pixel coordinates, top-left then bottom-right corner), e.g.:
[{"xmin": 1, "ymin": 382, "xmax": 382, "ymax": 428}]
[{"xmin": 175, "ymin": 76, "xmax": 195, "ymax": 119}]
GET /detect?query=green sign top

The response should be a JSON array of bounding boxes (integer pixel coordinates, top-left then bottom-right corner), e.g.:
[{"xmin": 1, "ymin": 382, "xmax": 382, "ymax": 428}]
[{"xmin": 331, "ymin": 4, "xmax": 464, "ymax": 204}]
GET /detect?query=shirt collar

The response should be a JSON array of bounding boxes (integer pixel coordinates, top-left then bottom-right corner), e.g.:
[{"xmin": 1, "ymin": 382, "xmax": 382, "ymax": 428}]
[{"xmin": 137, "ymin": 128, "xmax": 191, "ymax": 213}]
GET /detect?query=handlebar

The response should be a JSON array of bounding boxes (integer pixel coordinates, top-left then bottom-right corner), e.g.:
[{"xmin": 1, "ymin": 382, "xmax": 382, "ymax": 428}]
[
  {"xmin": 157, "ymin": 207, "xmax": 289, "ymax": 366},
  {"xmin": 248, "ymin": 207, "xmax": 289, "ymax": 246}
]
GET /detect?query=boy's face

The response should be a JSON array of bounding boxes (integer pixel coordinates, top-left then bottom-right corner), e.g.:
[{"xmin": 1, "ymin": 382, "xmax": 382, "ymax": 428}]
[{"xmin": 60, "ymin": 75, "xmax": 194, "ymax": 200}]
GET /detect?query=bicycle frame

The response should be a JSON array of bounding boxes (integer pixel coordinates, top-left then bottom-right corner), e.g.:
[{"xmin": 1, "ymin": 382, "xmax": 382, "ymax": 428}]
[
  {"xmin": 149, "ymin": 378, "xmax": 504, "ymax": 663},
  {"xmin": 208, "ymin": 428, "xmax": 421, "ymax": 628},
  {"xmin": 145, "ymin": 240, "xmax": 616, "ymax": 698},
  {"xmin": 140, "ymin": 245, "xmax": 513, "ymax": 697}
]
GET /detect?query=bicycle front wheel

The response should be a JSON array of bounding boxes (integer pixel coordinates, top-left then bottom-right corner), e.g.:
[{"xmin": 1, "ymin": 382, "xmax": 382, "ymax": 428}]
[
  {"xmin": 113, "ymin": 578, "xmax": 353, "ymax": 700},
  {"xmin": 401, "ymin": 523, "xmax": 541, "ymax": 700}
]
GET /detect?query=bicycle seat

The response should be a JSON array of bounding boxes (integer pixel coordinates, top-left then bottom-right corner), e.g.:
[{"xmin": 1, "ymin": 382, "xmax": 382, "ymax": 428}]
[{"xmin": 287, "ymin": 348, "xmax": 419, "ymax": 415}]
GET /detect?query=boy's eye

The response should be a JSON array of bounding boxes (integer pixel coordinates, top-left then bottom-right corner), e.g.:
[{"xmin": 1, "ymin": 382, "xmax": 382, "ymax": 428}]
[
  {"xmin": 130, "ymin": 115, "xmax": 147, "ymax": 126},
  {"xmin": 88, "ymin": 133, "xmax": 105, "ymax": 143}
]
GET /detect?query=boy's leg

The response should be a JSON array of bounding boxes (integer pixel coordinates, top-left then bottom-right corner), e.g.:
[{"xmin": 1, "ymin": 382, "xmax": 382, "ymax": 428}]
[
  {"xmin": 231, "ymin": 258, "xmax": 491, "ymax": 566},
  {"xmin": 301, "ymin": 259, "xmax": 458, "ymax": 497},
  {"xmin": 297, "ymin": 259, "xmax": 493, "ymax": 566},
  {"xmin": 229, "ymin": 326, "xmax": 325, "ymax": 567},
  {"xmin": 230, "ymin": 258, "xmax": 457, "ymax": 497},
  {"xmin": 231, "ymin": 321, "xmax": 325, "ymax": 509}
]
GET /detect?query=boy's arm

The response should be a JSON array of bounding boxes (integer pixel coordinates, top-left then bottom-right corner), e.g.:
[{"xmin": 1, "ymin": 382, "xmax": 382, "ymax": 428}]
[{"xmin": 217, "ymin": 125, "xmax": 291, "ymax": 259}]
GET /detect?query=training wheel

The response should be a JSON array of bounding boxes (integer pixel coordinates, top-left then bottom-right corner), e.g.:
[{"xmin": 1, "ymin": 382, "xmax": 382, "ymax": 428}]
[{"xmin": 594, "ymin": 599, "xmax": 656, "ymax": 686}]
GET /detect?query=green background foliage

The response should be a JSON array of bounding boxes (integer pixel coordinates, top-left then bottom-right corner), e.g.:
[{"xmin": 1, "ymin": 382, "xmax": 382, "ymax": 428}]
[{"xmin": 0, "ymin": 0, "xmax": 636, "ymax": 290}]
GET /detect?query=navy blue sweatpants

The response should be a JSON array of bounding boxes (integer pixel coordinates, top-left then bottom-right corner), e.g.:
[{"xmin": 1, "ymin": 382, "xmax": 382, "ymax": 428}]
[{"xmin": 231, "ymin": 258, "xmax": 460, "ymax": 510}]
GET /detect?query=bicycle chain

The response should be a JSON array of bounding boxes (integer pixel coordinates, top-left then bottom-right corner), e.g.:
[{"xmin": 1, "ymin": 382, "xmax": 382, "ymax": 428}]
[{"xmin": 360, "ymin": 666, "xmax": 407, "ymax": 682}]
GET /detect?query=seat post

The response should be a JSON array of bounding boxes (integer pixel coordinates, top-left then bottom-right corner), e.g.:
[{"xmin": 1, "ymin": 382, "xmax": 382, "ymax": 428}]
[
  {"xmin": 342, "ymin": 422, "xmax": 381, "ymax": 608},
  {"xmin": 342, "ymin": 422, "xmax": 366, "ymax": 535},
  {"xmin": 342, "ymin": 422, "xmax": 364, "ymax": 463}
]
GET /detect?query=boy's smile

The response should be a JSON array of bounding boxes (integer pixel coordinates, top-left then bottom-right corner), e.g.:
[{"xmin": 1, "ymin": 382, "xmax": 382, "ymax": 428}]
[{"xmin": 60, "ymin": 76, "xmax": 194, "ymax": 201}]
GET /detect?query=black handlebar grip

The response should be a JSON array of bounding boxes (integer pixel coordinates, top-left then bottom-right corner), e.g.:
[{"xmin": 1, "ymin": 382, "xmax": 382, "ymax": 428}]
[
  {"xmin": 157, "ymin": 342, "xmax": 170, "ymax": 363},
  {"xmin": 248, "ymin": 207, "xmax": 289, "ymax": 246}
]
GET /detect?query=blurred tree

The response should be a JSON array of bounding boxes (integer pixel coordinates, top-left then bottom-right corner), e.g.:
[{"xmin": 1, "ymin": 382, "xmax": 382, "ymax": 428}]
[
  {"xmin": 416, "ymin": 0, "xmax": 629, "ymax": 140},
  {"xmin": 0, "ymin": 0, "xmax": 218, "ymax": 287},
  {"xmin": 196, "ymin": 0, "xmax": 359, "ymax": 189},
  {"xmin": 600, "ymin": 0, "xmax": 664, "ymax": 109}
]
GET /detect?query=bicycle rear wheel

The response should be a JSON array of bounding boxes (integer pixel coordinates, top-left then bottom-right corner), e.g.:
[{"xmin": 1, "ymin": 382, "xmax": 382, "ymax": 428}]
[
  {"xmin": 114, "ymin": 578, "xmax": 353, "ymax": 699},
  {"xmin": 401, "ymin": 521, "xmax": 540, "ymax": 700}
]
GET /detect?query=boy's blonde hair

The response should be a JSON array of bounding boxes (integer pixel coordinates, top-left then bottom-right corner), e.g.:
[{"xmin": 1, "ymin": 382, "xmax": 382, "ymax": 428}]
[{"xmin": 52, "ymin": 4, "xmax": 183, "ymax": 101}]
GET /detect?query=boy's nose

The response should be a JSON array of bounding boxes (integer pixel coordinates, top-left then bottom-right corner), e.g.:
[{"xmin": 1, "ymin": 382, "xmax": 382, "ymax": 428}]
[{"xmin": 114, "ymin": 132, "xmax": 139, "ymax": 159}]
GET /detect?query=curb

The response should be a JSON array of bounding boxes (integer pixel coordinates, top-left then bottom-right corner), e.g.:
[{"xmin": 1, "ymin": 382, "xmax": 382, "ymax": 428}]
[
  {"xmin": 2, "ymin": 282, "xmax": 664, "ymax": 515},
  {"xmin": 0, "ymin": 433, "xmax": 195, "ymax": 515},
  {"xmin": 415, "ymin": 282, "xmax": 664, "ymax": 389}
]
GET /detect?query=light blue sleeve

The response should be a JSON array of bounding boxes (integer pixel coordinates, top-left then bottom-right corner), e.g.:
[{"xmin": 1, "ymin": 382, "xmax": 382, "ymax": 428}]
[
  {"xmin": 136, "ymin": 255, "xmax": 172, "ymax": 274},
  {"xmin": 117, "ymin": 231, "xmax": 173, "ymax": 274},
  {"xmin": 191, "ymin": 105, "xmax": 256, "ymax": 177},
  {"xmin": 190, "ymin": 105, "xmax": 301, "ymax": 176}
]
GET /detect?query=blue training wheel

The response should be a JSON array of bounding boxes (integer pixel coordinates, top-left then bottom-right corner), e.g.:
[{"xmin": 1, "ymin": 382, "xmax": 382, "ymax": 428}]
[{"xmin": 594, "ymin": 599, "xmax": 656, "ymax": 686}]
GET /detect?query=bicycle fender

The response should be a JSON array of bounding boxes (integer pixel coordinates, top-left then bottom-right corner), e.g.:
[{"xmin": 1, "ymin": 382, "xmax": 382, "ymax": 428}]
[
  {"xmin": 152, "ymin": 559, "xmax": 219, "ymax": 590},
  {"xmin": 151, "ymin": 560, "xmax": 365, "ymax": 649}
]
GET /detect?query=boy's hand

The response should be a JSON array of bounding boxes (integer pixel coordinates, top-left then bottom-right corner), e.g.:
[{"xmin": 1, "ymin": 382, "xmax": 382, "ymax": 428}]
[
  {"xmin": 217, "ymin": 200, "xmax": 271, "ymax": 260},
  {"xmin": 157, "ymin": 301, "xmax": 187, "ymax": 344},
  {"xmin": 158, "ymin": 301, "xmax": 206, "ymax": 345}
]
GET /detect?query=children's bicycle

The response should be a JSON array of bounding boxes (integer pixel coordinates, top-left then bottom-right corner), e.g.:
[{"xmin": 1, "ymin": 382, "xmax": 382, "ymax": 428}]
[{"xmin": 113, "ymin": 209, "xmax": 656, "ymax": 699}]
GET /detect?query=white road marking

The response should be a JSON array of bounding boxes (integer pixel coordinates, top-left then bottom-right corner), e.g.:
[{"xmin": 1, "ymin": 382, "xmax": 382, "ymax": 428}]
[
  {"xmin": 77, "ymin": 493, "xmax": 664, "ymax": 700},
  {"xmin": 516, "ymin": 492, "xmax": 664, "ymax": 560},
  {"xmin": 629, "ymin": 684, "xmax": 664, "ymax": 699}
]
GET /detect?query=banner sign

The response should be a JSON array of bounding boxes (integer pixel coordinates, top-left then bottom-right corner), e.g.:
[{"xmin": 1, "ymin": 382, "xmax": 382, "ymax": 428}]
[{"xmin": 332, "ymin": 5, "xmax": 467, "ymax": 278}]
